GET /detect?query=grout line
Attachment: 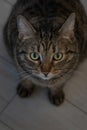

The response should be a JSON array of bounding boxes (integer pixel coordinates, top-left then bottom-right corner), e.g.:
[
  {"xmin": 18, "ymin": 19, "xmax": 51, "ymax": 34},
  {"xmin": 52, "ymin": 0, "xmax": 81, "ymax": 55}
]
[
  {"xmin": 0, "ymin": 95, "xmax": 8, "ymax": 103},
  {"xmin": 0, "ymin": 93, "xmax": 17, "ymax": 115},
  {"xmin": 0, "ymin": 120, "xmax": 15, "ymax": 130},
  {"xmin": 66, "ymin": 98, "xmax": 87, "ymax": 115}
]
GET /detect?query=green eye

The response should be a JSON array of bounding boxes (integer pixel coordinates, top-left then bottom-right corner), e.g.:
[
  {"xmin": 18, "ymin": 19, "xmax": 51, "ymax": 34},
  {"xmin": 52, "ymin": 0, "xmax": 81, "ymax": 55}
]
[
  {"xmin": 53, "ymin": 53, "xmax": 63, "ymax": 61},
  {"xmin": 30, "ymin": 52, "xmax": 40, "ymax": 61}
]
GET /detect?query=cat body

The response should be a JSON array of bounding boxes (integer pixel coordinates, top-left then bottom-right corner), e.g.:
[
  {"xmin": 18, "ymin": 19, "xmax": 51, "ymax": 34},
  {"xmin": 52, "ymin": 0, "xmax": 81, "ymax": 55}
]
[{"xmin": 4, "ymin": 0, "xmax": 87, "ymax": 105}]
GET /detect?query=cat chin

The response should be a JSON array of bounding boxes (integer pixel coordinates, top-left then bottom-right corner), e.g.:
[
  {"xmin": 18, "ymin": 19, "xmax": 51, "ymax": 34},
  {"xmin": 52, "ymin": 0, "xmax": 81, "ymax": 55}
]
[
  {"xmin": 40, "ymin": 77, "xmax": 51, "ymax": 80},
  {"xmin": 31, "ymin": 76, "xmax": 65, "ymax": 88},
  {"xmin": 31, "ymin": 72, "xmax": 71, "ymax": 88},
  {"xmin": 33, "ymin": 74, "xmax": 64, "ymax": 87}
]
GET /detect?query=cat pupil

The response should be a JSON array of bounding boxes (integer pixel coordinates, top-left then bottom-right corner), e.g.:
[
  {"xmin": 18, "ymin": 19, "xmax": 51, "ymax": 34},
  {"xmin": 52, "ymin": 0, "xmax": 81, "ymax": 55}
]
[
  {"xmin": 31, "ymin": 52, "xmax": 39, "ymax": 60},
  {"xmin": 55, "ymin": 53, "xmax": 63, "ymax": 60},
  {"xmin": 33, "ymin": 53, "xmax": 37, "ymax": 58}
]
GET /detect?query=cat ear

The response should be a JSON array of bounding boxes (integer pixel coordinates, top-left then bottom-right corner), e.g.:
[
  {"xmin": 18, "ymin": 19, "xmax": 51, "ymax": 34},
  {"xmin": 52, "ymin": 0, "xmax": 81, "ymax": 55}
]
[
  {"xmin": 17, "ymin": 15, "xmax": 36, "ymax": 41},
  {"xmin": 59, "ymin": 13, "xmax": 75, "ymax": 37}
]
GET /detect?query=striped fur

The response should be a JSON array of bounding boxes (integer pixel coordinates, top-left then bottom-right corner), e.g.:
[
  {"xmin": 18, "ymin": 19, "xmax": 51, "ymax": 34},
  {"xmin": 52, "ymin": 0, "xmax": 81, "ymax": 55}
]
[{"xmin": 4, "ymin": 0, "xmax": 87, "ymax": 105}]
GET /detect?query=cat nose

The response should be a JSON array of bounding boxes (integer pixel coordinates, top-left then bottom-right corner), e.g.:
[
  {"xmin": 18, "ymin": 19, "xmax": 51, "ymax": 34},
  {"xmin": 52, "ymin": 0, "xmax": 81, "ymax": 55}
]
[
  {"xmin": 43, "ymin": 72, "xmax": 49, "ymax": 77},
  {"xmin": 41, "ymin": 62, "xmax": 51, "ymax": 76}
]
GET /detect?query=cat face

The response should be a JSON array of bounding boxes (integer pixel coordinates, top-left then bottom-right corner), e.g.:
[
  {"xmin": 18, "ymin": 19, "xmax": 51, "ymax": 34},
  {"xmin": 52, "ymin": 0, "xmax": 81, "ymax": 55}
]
[{"xmin": 16, "ymin": 13, "xmax": 80, "ymax": 81}]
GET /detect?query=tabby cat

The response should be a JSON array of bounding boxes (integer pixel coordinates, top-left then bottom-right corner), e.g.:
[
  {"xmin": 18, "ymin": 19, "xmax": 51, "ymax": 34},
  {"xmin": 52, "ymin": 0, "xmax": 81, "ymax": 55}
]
[{"xmin": 4, "ymin": 0, "xmax": 87, "ymax": 106}]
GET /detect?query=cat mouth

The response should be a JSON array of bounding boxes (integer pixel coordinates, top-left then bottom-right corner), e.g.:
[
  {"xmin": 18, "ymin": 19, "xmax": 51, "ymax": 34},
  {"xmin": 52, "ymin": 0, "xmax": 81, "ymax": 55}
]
[
  {"xmin": 35, "ymin": 73, "xmax": 54, "ymax": 80},
  {"xmin": 40, "ymin": 76, "xmax": 51, "ymax": 80}
]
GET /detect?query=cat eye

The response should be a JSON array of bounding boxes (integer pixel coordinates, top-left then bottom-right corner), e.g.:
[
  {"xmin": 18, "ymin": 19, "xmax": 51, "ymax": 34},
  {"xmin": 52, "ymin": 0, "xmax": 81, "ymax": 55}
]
[
  {"xmin": 30, "ymin": 52, "xmax": 40, "ymax": 61},
  {"xmin": 53, "ymin": 53, "xmax": 63, "ymax": 61}
]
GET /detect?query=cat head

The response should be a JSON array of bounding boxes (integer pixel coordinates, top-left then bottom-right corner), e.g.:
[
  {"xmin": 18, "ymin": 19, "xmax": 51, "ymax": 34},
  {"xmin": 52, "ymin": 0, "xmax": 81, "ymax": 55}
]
[{"xmin": 16, "ymin": 13, "xmax": 80, "ymax": 81}]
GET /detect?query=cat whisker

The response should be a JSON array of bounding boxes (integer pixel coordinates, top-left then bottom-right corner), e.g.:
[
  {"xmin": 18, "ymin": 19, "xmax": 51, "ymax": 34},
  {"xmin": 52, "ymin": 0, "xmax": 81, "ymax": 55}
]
[
  {"xmin": 18, "ymin": 72, "xmax": 27, "ymax": 76},
  {"xmin": 55, "ymin": 68, "xmax": 71, "ymax": 71},
  {"xmin": 18, "ymin": 71, "xmax": 32, "ymax": 76},
  {"xmin": 18, "ymin": 71, "xmax": 33, "ymax": 80},
  {"xmin": 0, "ymin": 56, "xmax": 15, "ymax": 66},
  {"xmin": 21, "ymin": 75, "xmax": 31, "ymax": 81}
]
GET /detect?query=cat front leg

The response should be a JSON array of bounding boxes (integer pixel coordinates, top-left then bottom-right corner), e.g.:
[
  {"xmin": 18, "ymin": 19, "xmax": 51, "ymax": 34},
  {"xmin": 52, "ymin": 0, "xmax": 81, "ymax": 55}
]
[
  {"xmin": 48, "ymin": 87, "xmax": 65, "ymax": 106},
  {"xmin": 17, "ymin": 80, "xmax": 34, "ymax": 98}
]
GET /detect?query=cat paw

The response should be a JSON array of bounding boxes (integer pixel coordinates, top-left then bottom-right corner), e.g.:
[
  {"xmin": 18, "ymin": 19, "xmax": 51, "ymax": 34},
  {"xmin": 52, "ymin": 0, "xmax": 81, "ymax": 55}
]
[
  {"xmin": 17, "ymin": 82, "xmax": 34, "ymax": 98},
  {"xmin": 48, "ymin": 90, "xmax": 65, "ymax": 106}
]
